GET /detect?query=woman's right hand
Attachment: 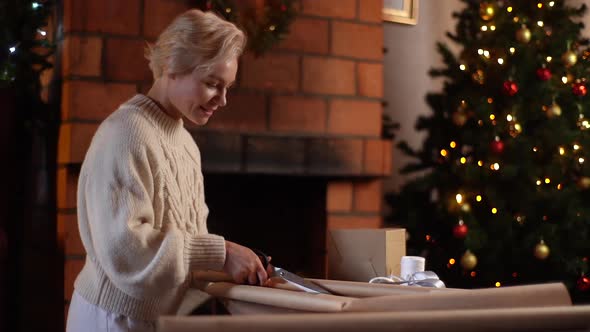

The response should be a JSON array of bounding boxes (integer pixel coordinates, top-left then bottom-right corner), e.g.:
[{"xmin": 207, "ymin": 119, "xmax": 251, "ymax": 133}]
[{"xmin": 223, "ymin": 240, "xmax": 268, "ymax": 286}]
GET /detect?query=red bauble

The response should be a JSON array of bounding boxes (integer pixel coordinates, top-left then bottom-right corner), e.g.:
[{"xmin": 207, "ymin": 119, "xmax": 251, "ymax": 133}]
[
  {"xmin": 503, "ymin": 80, "xmax": 518, "ymax": 96},
  {"xmin": 536, "ymin": 68, "xmax": 551, "ymax": 81},
  {"xmin": 572, "ymin": 82, "xmax": 587, "ymax": 96},
  {"xmin": 453, "ymin": 222, "xmax": 468, "ymax": 239},
  {"xmin": 490, "ymin": 139, "xmax": 505, "ymax": 154},
  {"xmin": 577, "ymin": 275, "xmax": 590, "ymax": 292}
]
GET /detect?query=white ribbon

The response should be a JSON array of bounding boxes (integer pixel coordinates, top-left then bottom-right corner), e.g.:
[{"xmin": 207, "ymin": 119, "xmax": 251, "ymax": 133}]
[{"xmin": 369, "ymin": 271, "xmax": 446, "ymax": 288}]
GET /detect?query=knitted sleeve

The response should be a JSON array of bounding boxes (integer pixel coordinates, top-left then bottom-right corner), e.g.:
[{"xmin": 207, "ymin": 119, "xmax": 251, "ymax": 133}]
[{"xmin": 80, "ymin": 123, "xmax": 225, "ymax": 300}]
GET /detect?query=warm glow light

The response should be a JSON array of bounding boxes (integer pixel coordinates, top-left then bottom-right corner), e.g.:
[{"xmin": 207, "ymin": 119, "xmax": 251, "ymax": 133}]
[
  {"xmin": 478, "ymin": 49, "xmax": 484, "ymax": 55},
  {"xmin": 579, "ymin": 158, "xmax": 585, "ymax": 164},
  {"xmin": 460, "ymin": 157, "xmax": 467, "ymax": 164},
  {"xmin": 476, "ymin": 195, "xmax": 482, "ymax": 202},
  {"xmin": 484, "ymin": 50, "xmax": 490, "ymax": 58},
  {"xmin": 490, "ymin": 25, "xmax": 496, "ymax": 31},
  {"xmin": 549, "ymin": 1, "xmax": 555, "ymax": 6},
  {"xmin": 470, "ymin": 271, "xmax": 477, "ymax": 277},
  {"xmin": 441, "ymin": 149, "xmax": 448, "ymax": 157},
  {"xmin": 546, "ymin": 56, "xmax": 552, "ymax": 62},
  {"xmin": 537, "ymin": 21, "xmax": 544, "ymax": 27},
  {"xmin": 32, "ymin": 2, "xmax": 40, "ymax": 9},
  {"xmin": 509, "ymin": 47, "xmax": 516, "ymax": 54},
  {"xmin": 507, "ymin": 114, "xmax": 513, "ymax": 121},
  {"xmin": 497, "ymin": 58, "xmax": 504, "ymax": 65},
  {"xmin": 492, "ymin": 163, "xmax": 500, "ymax": 170},
  {"xmin": 513, "ymin": 17, "xmax": 519, "ymax": 22},
  {"xmin": 449, "ymin": 258, "xmax": 456, "ymax": 265},
  {"xmin": 487, "ymin": 97, "xmax": 493, "ymax": 104},
  {"xmin": 557, "ymin": 183, "xmax": 563, "ymax": 190},
  {"xmin": 460, "ymin": 64, "xmax": 466, "ymax": 71},
  {"xmin": 269, "ymin": 25, "xmax": 276, "ymax": 31},
  {"xmin": 574, "ymin": 144, "xmax": 580, "ymax": 150},
  {"xmin": 478, "ymin": 160, "xmax": 484, "ymax": 167},
  {"xmin": 9, "ymin": 46, "xmax": 16, "ymax": 53},
  {"xmin": 507, "ymin": 6, "xmax": 513, "ymax": 12},
  {"xmin": 225, "ymin": 7, "xmax": 232, "ymax": 13},
  {"xmin": 545, "ymin": 178, "xmax": 551, "ymax": 184},
  {"xmin": 478, "ymin": 120, "xmax": 484, "ymax": 126},
  {"xmin": 559, "ymin": 147, "xmax": 565, "ymax": 155},
  {"xmin": 562, "ymin": 76, "xmax": 569, "ymax": 84},
  {"xmin": 495, "ymin": 282, "xmax": 501, "ymax": 287},
  {"xmin": 425, "ymin": 234, "xmax": 431, "ymax": 241},
  {"xmin": 481, "ymin": 25, "xmax": 488, "ymax": 31},
  {"xmin": 537, "ymin": 2, "xmax": 543, "ymax": 8},
  {"xmin": 536, "ymin": 180, "xmax": 542, "ymax": 186},
  {"xmin": 456, "ymin": 194, "xmax": 463, "ymax": 204},
  {"xmin": 450, "ymin": 141, "xmax": 457, "ymax": 148},
  {"xmin": 37, "ymin": 29, "xmax": 46, "ymax": 36},
  {"xmin": 492, "ymin": 208, "xmax": 498, "ymax": 214},
  {"xmin": 533, "ymin": 147, "xmax": 539, "ymax": 152},
  {"xmin": 490, "ymin": 114, "xmax": 496, "ymax": 120}
]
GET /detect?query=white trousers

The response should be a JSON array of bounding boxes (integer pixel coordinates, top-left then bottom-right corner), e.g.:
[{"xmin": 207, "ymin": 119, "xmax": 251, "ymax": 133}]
[{"xmin": 66, "ymin": 291, "xmax": 156, "ymax": 332}]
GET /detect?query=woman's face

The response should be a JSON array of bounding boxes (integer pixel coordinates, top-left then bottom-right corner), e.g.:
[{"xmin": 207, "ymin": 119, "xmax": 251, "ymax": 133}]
[{"xmin": 166, "ymin": 56, "xmax": 238, "ymax": 125}]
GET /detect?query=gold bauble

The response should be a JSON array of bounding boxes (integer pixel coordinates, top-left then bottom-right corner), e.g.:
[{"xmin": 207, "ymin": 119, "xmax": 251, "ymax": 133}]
[
  {"xmin": 508, "ymin": 122, "xmax": 523, "ymax": 137},
  {"xmin": 461, "ymin": 250, "xmax": 478, "ymax": 270},
  {"xmin": 577, "ymin": 177, "xmax": 590, "ymax": 190},
  {"xmin": 452, "ymin": 110, "xmax": 468, "ymax": 127},
  {"xmin": 516, "ymin": 26, "xmax": 531, "ymax": 44},
  {"xmin": 534, "ymin": 240, "xmax": 550, "ymax": 260},
  {"xmin": 480, "ymin": 2, "xmax": 495, "ymax": 21},
  {"xmin": 562, "ymin": 50, "xmax": 578, "ymax": 67},
  {"xmin": 546, "ymin": 103, "xmax": 562, "ymax": 118},
  {"xmin": 472, "ymin": 69, "xmax": 485, "ymax": 84}
]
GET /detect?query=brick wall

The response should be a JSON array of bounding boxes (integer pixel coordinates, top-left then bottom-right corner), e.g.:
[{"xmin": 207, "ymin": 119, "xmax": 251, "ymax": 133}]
[{"xmin": 57, "ymin": 0, "xmax": 390, "ymax": 322}]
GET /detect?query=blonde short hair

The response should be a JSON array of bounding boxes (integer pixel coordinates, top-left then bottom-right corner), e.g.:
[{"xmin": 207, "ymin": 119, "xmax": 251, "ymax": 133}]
[{"xmin": 145, "ymin": 9, "xmax": 247, "ymax": 79}]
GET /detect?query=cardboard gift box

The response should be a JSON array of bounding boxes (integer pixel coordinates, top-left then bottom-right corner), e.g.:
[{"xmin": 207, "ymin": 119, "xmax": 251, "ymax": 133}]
[{"xmin": 327, "ymin": 228, "xmax": 406, "ymax": 282}]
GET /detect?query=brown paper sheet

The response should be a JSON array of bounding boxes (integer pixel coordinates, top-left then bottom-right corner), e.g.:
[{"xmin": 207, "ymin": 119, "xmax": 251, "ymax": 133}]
[
  {"xmin": 344, "ymin": 282, "xmax": 572, "ymax": 312},
  {"xmin": 307, "ymin": 278, "xmax": 450, "ymax": 297},
  {"xmin": 158, "ymin": 305, "xmax": 590, "ymax": 332}
]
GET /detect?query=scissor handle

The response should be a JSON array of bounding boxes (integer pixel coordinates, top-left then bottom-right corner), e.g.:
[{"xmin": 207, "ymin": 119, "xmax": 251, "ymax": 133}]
[{"xmin": 252, "ymin": 248, "xmax": 269, "ymax": 269}]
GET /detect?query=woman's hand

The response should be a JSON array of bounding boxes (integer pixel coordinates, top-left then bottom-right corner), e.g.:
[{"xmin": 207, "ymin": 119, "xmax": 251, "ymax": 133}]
[{"xmin": 223, "ymin": 240, "xmax": 268, "ymax": 285}]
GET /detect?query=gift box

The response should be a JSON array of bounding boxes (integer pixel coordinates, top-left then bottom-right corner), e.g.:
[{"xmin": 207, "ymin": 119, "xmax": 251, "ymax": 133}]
[{"xmin": 327, "ymin": 228, "xmax": 406, "ymax": 282}]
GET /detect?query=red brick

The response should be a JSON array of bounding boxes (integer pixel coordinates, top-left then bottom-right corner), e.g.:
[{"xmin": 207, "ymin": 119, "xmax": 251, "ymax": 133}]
[
  {"xmin": 270, "ymin": 96, "xmax": 327, "ymax": 133},
  {"xmin": 58, "ymin": 213, "xmax": 85, "ymax": 256},
  {"xmin": 62, "ymin": 36, "xmax": 102, "ymax": 77},
  {"xmin": 63, "ymin": 0, "xmax": 141, "ymax": 35},
  {"xmin": 332, "ymin": 22, "xmax": 383, "ymax": 60},
  {"xmin": 57, "ymin": 167, "xmax": 79, "ymax": 209},
  {"xmin": 303, "ymin": 57, "xmax": 355, "ymax": 95},
  {"xmin": 58, "ymin": 123, "xmax": 99, "ymax": 164},
  {"xmin": 383, "ymin": 139, "xmax": 393, "ymax": 175},
  {"xmin": 328, "ymin": 99, "xmax": 381, "ymax": 136},
  {"xmin": 327, "ymin": 215, "xmax": 382, "ymax": 229},
  {"xmin": 64, "ymin": 259, "xmax": 85, "ymax": 301},
  {"xmin": 327, "ymin": 181, "xmax": 353, "ymax": 212},
  {"xmin": 277, "ymin": 18, "xmax": 329, "ymax": 54},
  {"xmin": 358, "ymin": 62, "xmax": 383, "ymax": 98},
  {"xmin": 353, "ymin": 179, "xmax": 382, "ymax": 212},
  {"xmin": 62, "ymin": 81, "xmax": 137, "ymax": 121},
  {"xmin": 308, "ymin": 138, "xmax": 364, "ymax": 175},
  {"xmin": 363, "ymin": 139, "xmax": 384, "ymax": 175},
  {"xmin": 301, "ymin": 0, "xmax": 357, "ymax": 19},
  {"xmin": 143, "ymin": 0, "xmax": 192, "ymax": 40},
  {"xmin": 241, "ymin": 53, "xmax": 300, "ymax": 92},
  {"xmin": 203, "ymin": 91, "xmax": 267, "ymax": 132},
  {"xmin": 105, "ymin": 38, "xmax": 152, "ymax": 82},
  {"xmin": 359, "ymin": 0, "xmax": 383, "ymax": 22}
]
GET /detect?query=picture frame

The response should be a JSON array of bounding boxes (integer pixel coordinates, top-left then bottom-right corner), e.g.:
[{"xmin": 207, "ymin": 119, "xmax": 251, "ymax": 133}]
[{"xmin": 383, "ymin": 0, "xmax": 419, "ymax": 25}]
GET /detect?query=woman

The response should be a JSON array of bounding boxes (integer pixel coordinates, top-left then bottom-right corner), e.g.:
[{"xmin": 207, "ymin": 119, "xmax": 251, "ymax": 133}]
[{"xmin": 66, "ymin": 9, "xmax": 267, "ymax": 332}]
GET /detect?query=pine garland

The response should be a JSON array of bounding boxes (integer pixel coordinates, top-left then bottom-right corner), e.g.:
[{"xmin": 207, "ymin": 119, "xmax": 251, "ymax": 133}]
[{"xmin": 196, "ymin": 0, "xmax": 297, "ymax": 55}]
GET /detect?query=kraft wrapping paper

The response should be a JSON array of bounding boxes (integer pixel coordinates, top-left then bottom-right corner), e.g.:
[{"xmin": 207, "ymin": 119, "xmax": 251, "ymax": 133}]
[{"xmin": 158, "ymin": 305, "xmax": 590, "ymax": 332}]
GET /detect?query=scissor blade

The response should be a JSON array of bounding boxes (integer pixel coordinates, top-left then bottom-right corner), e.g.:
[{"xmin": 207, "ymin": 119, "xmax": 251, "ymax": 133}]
[{"xmin": 274, "ymin": 268, "xmax": 331, "ymax": 294}]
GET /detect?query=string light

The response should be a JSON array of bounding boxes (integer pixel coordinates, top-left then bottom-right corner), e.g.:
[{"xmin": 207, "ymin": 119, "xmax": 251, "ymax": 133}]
[
  {"xmin": 441, "ymin": 149, "xmax": 448, "ymax": 157},
  {"xmin": 491, "ymin": 163, "xmax": 500, "ymax": 170},
  {"xmin": 495, "ymin": 282, "xmax": 501, "ymax": 287},
  {"xmin": 562, "ymin": 76, "xmax": 569, "ymax": 84},
  {"xmin": 32, "ymin": 2, "xmax": 40, "ymax": 9},
  {"xmin": 533, "ymin": 147, "xmax": 539, "ymax": 152},
  {"xmin": 573, "ymin": 144, "xmax": 580, "ymax": 151},
  {"xmin": 456, "ymin": 194, "xmax": 463, "ymax": 204},
  {"xmin": 546, "ymin": 56, "xmax": 552, "ymax": 62},
  {"xmin": 557, "ymin": 183, "xmax": 563, "ymax": 190},
  {"xmin": 37, "ymin": 29, "xmax": 47, "ymax": 36},
  {"xmin": 513, "ymin": 17, "xmax": 519, "ymax": 23},
  {"xmin": 489, "ymin": 114, "xmax": 496, "ymax": 120},
  {"xmin": 507, "ymin": 6, "xmax": 513, "ymax": 12},
  {"xmin": 559, "ymin": 147, "xmax": 565, "ymax": 155},
  {"xmin": 450, "ymin": 141, "xmax": 457, "ymax": 148},
  {"xmin": 506, "ymin": 114, "xmax": 513, "ymax": 121},
  {"xmin": 449, "ymin": 258, "xmax": 456, "ymax": 265},
  {"xmin": 579, "ymin": 157, "xmax": 585, "ymax": 164},
  {"xmin": 470, "ymin": 271, "xmax": 477, "ymax": 277},
  {"xmin": 545, "ymin": 178, "xmax": 551, "ymax": 184},
  {"xmin": 425, "ymin": 234, "xmax": 431, "ymax": 241},
  {"xmin": 225, "ymin": 7, "xmax": 232, "ymax": 13},
  {"xmin": 476, "ymin": 195, "xmax": 482, "ymax": 202},
  {"xmin": 490, "ymin": 25, "xmax": 496, "ymax": 31},
  {"xmin": 478, "ymin": 160, "xmax": 484, "ymax": 167},
  {"xmin": 537, "ymin": 21, "xmax": 544, "ymax": 27},
  {"xmin": 9, "ymin": 46, "xmax": 16, "ymax": 53},
  {"xmin": 481, "ymin": 25, "xmax": 488, "ymax": 32},
  {"xmin": 484, "ymin": 50, "xmax": 490, "ymax": 58},
  {"xmin": 460, "ymin": 157, "xmax": 467, "ymax": 164},
  {"xmin": 549, "ymin": 1, "xmax": 555, "ymax": 7},
  {"xmin": 269, "ymin": 25, "xmax": 276, "ymax": 31},
  {"xmin": 492, "ymin": 208, "xmax": 498, "ymax": 214},
  {"xmin": 459, "ymin": 64, "xmax": 467, "ymax": 71},
  {"xmin": 497, "ymin": 58, "xmax": 504, "ymax": 64},
  {"xmin": 537, "ymin": 2, "xmax": 543, "ymax": 8},
  {"xmin": 509, "ymin": 47, "xmax": 516, "ymax": 54},
  {"xmin": 536, "ymin": 180, "xmax": 542, "ymax": 186},
  {"xmin": 487, "ymin": 97, "xmax": 494, "ymax": 103},
  {"xmin": 478, "ymin": 49, "xmax": 484, "ymax": 55}
]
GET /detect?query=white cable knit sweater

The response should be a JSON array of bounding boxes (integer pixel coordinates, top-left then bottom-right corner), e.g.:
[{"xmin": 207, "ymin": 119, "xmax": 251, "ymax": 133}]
[{"xmin": 74, "ymin": 94, "xmax": 226, "ymax": 320}]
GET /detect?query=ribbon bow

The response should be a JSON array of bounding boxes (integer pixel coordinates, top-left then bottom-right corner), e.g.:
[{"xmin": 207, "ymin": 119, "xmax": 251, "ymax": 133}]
[{"xmin": 369, "ymin": 271, "xmax": 446, "ymax": 288}]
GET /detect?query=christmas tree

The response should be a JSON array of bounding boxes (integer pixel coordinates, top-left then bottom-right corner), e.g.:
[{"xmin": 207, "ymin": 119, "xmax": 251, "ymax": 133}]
[{"xmin": 385, "ymin": 0, "xmax": 590, "ymax": 303}]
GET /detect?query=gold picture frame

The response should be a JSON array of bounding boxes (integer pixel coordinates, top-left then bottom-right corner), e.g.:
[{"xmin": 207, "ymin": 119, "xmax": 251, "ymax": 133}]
[{"xmin": 383, "ymin": 0, "xmax": 419, "ymax": 25}]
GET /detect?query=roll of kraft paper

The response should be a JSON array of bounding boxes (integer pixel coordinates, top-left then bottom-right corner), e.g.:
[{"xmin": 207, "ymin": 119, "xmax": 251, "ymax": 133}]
[{"xmin": 400, "ymin": 256, "xmax": 425, "ymax": 280}]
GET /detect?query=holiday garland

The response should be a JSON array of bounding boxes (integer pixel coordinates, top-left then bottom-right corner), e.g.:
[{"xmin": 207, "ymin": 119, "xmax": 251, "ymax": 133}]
[{"xmin": 196, "ymin": 0, "xmax": 297, "ymax": 55}]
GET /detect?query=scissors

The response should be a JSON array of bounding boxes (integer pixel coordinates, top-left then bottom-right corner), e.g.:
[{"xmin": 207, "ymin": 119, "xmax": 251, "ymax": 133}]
[{"xmin": 253, "ymin": 249, "xmax": 332, "ymax": 295}]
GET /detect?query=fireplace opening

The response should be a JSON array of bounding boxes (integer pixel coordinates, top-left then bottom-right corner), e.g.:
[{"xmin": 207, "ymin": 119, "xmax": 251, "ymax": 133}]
[{"xmin": 204, "ymin": 174, "xmax": 327, "ymax": 278}]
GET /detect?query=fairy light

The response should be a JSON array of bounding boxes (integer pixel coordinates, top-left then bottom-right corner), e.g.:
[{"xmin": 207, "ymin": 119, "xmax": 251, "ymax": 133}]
[
  {"xmin": 478, "ymin": 49, "xmax": 484, "ymax": 55},
  {"xmin": 478, "ymin": 120, "xmax": 484, "ymax": 126},
  {"xmin": 456, "ymin": 194, "xmax": 463, "ymax": 204},
  {"xmin": 545, "ymin": 178, "xmax": 551, "ymax": 184},
  {"xmin": 450, "ymin": 141, "xmax": 457, "ymax": 148},
  {"xmin": 549, "ymin": 1, "xmax": 555, "ymax": 6},
  {"xmin": 478, "ymin": 160, "xmax": 484, "ymax": 167},
  {"xmin": 557, "ymin": 183, "xmax": 563, "ymax": 190},
  {"xmin": 269, "ymin": 25, "xmax": 276, "ymax": 31},
  {"xmin": 507, "ymin": 6, "xmax": 513, "ymax": 12},
  {"xmin": 460, "ymin": 64, "xmax": 467, "ymax": 71},
  {"xmin": 509, "ymin": 47, "xmax": 516, "ymax": 54},
  {"xmin": 487, "ymin": 97, "xmax": 494, "ymax": 103},
  {"xmin": 536, "ymin": 180, "xmax": 542, "ymax": 186},
  {"xmin": 537, "ymin": 21, "xmax": 544, "ymax": 27},
  {"xmin": 546, "ymin": 56, "xmax": 552, "ymax": 62},
  {"xmin": 460, "ymin": 157, "xmax": 467, "ymax": 164},
  {"xmin": 573, "ymin": 144, "xmax": 580, "ymax": 151},
  {"xmin": 225, "ymin": 7, "xmax": 232, "ymax": 13},
  {"xmin": 495, "ymin": 282, "xmax": 501, "ymax": 287},
  {"xmin": 425, "ymin": 234, "xmax": 431, "ymax": 241},
  {"xmin": 579, "ymin": 157, "xmax": 585, "ymax": 164},
  {"xmin": 484, "ymin": 50, "xmax": 490, "ymax": 58},
  {"xmin": 513, "ymin": 17, "xmax": 519, "ymax": 23},
  {"xmin": 562, "ymin": 76, "xmax": 569, "ymax": 84},
  {"xmin": 32, "ymin": 2, "xmax": 40, "ymax": 9},
  {"xmin": 470, "ymin": 271, "xmax": 477, "ymax": 277},
  {"xmin": 441, "ymin": 149, "xmax": 448, "ymax": 157},
  {"xmin": 481, "ymin": 25, "xmax": 488, "ymax": 31},
  {"xmin": 449, "ymin": 258, "xmax": 456, "ymax": 265},
  {"xmin": 9, "ymin": 46, "xmax": 16, "ymax": 53},
  {"xmin": 491, "ymin": 163, "xmax": 500, "ymax": 170},
  {"xmin": 37, "ymin": 29, "xmax": 47, "ymax": 36},
  {"xmin": 537, "ymin": 2, "xmax": 543, "ymax": 8},
  {"xmin": 476, "ymin": 195, "xmax": 482, "ymax": 202},
  {"xmin": 559, "ymin": 147, "xmax": 565, "ymax": 155},
  {"xmin": 497, "ymin": 58, "xmax": 504, "ymax": 65},
  {"xmin": 533, "ymin": 147, "xmax": 539, "ymax": 152},
  {"xmin": 507, "ymin": 114, "xmax": 513, "ymax": 121},
  {"xmin": 490, "ymin": 114, "xmax": 496, "ymax": 120},
  {"xmin": 490, "ymin": 25, "xmax": 496, "ymax": 31},
  {"xmin": 492, "ymin": 208, "xmax": 498, "ymax": 214}
]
